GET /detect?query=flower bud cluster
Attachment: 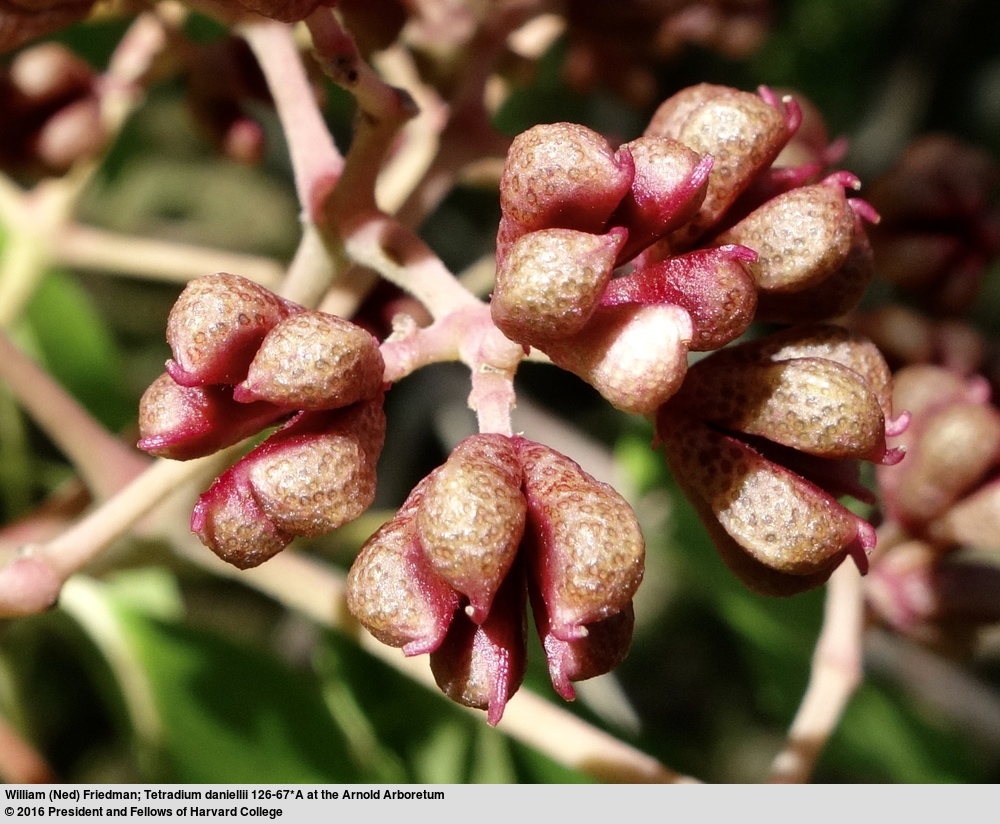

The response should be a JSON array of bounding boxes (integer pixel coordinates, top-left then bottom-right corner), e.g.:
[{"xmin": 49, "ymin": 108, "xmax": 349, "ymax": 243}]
[
  {"xmin": 492, "ymin": 84, "xmax": 878, "ymax": 416},
  {"xmin": 867, "ymin": 364, "xmax": 1000, "ymax": 649},
  {"xmin": 0, "ymin": 42, "xmax": 106, "ymax": 174},
  {"xmin": 346, "ymin": 434, "xmax": 644, "ymax": 724},
  {"xmin": 561, "ymin": 2, "xmax": 771, "ymax": 107},
  {"xmin": 656, "ymin": 324, "xmax": 906, "ymax": 595},
  {"xmin": 183, "ymin": 37, "xmax": 273, "ymax": 165},
  {"xmin": 138, "ymin": 272, "xmax": 386, "ymax": 569},
  {"xmin": 867, "ymin": 135, "xmax": 1000, "ymax": 316}
]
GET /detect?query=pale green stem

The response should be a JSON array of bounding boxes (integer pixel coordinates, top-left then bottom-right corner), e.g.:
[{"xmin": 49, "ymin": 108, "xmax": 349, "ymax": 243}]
[
  {"xmin": 0, "ymin": 332, "xmax": 149, "ymax": 501},
  {"xmin": 767, "ymin": 564, "xmax": 865, "ymax": 783},
  {"xmin": 53, "ymin": 224, "xmax": 285, "ymax": 289},
  {"xmin": 240, "ymin": 20, "xmax": 345, "ymax": 218},
  {"xmin": 0, "ymin": 232, "xmax": 47, "ymax": 329}
]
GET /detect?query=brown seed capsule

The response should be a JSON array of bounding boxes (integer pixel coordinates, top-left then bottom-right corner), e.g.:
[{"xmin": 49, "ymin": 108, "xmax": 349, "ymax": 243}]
[
  {"xmin": 191, "ymin": 470, "xmax": 293, "ymax": 570},
  {"xmin": 754, "ymin": 223, "xmax": 876, "ymax": 324},
  {"xmin": 515, "ymin": 438, "xmax": 644, "ymax": 641},
  {"xmin": 346, "ymin": 474, "xmax": 461, "ymax": 656},
  {"xmin": 887, "ymin": 402, "xmax": 1000, "ymax": 527},
  {"xmin": 166, "ymin": 273, "xmax": 302, "ymax": 387},
  {"xmin": 611, "ymin": 136, "xmax": 712, "ymax": 261},
  {"xmin": 491, "ymin": 227, "xmax": 626, "ymax": 345},
  {"xmin": 533, "ymin": 589, "xmax": 635, "ymax": 701},
  {"xmin": 928, "ymin": 478, "xmax": 1000, "ymax": 551},
  {"xmin": 137, "ymin": 372, "xmax": 287, "ymax": 460},
  {"xmin": 657, "ymin": 407, "xmax": 873, "ymax": 579},
  {"xmin": 235, "ymin": 310, "xmax": 385, "ymax": 410},
  {"xmin": 676, "ymin": 356, "xmax": 887, "ymax": 460},
  {"xmin": 417, "ymin": 434, "xmax": 526, "ymax": 623}
]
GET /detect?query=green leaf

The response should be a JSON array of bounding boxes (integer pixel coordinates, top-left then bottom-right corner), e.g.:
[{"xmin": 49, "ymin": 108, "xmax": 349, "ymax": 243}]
[
  {"xmin": 120, "ymin": 615, "xmax": 360, "ymax": 783},
  {"xmin": 822, "ymin": 679, "xmax": 988, "ymax": 783},
  {"xmin": 23, "ymin": 269, "xmax": 133, "ymax": 432},
  {"xmin": 316, "ymin": 632, "xmax": 593, "ymax": 783},
  {"xmin": 60, "ymin": 570, "xmax": 359, "ymax": 783}
]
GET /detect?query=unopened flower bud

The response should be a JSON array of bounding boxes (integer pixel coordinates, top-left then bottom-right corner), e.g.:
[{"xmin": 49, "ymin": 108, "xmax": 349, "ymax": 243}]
[
  {"xmin": 491, "ymin": 227, "xmax": 626, "ymax": 345},
  {"xmin": 192, "ymin": 397, "xmax": 385, "ymax": 568},
  {"xmin": 657, "ymin": 406, "xmax": 875, "ymax": 588},
  {"xmin": 137, "ymin": 372, "xmax": 288, "ymax": 460},
  {"xmin": 248, "ymin": 399, "xmax": 385, "ymax": 538},
  {"xmin": 657, "ymin": 324, "xmax": 902, "ymax": 594},
  {"xmin": 611, "ymin": 137, "xmax": 713, "ymax": 262},
  {"xmin": 34, "ymin": 95, "xmax": 104, "ymax": 169},
  {"xmin": 541, "ymin": 302, "xmax": 693, "ymax": 416},
  {"xmin": 754, "ymin": 227, "xmax": 876, "ymax": 323},
  {"xmin": 675, "ymin": 355, "xmax": 889, "ymax": 461},
  {"xmin": 497, "ymin": 122, "xmax": 634, "ymax": 258},
  {"xmin": 346, "ymin": 475, "xmax": 461, "ymax": 655},
  {"xmin": 191, "ymin": 470, "xmax": 294, "ymax": 570},
  {"xmin": 533, "ymin": 591, "xmax": 635, "ymax": 701},
  {"xmin": 928, "ymin": 478, "xmax": 1000, "ymax": 551},
  {"xmin": 166, "ymin": 273, "xmax": 302, "ymax": 387},
  {"xmin": 645, "ymin": 84, "xmax": 797, "ymax": 246},
  {"xmin": 430, "ymin": 562, "xmax": 527, "ymax": 726},
  {"xmin": 9, "ymin": 42, "xmax": 93, "ymax": 102},
  {"xmin": 882, "ymin": 400, "xmax": 1000, "ymax": 529},
  {"xmin": 714, "ymin": 174, "xmax": 864, "ymax": 293},
  {"xmin": 515, "ymin": 437, "xmax": 644, "ymax": 641},
  {"xmin": 234, "ymin": 310, "xmax": 384, "ymax": 410},
  {"xmin": 417, "ymin": 434, "xmax": 526, "ymax": 623},
  {"xmin": 600, "ymin": 245, "xmax": 758, "ymax": 350}
]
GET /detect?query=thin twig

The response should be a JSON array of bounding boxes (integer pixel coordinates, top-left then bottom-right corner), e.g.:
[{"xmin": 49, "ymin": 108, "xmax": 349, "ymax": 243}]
[
  {"xmin": 767, "ymin": 563, "xmax": 866, "ymax": 782},
  {"xmin": 0, "ymin": 331, "xmax": 149, "ymax": 502},
  {"xmin": 53, "ymin": 224, "xmax": 285, "ymax": 289},
  {"xmin": 241, "ymin": 20, "xmax": 344, "ymax": 219}
]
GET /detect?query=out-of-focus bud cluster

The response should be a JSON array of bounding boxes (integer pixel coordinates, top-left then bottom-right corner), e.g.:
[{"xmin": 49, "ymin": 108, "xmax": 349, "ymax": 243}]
[
  {"xmin": 868, "ymin": 364, "xmax": 1000, "ymax": 651},
  {"xmin": 346, "ymin": 434, "xmax": 644, "ymax": 724},
  {"xmin": 866, "ymin": 135, "xmax": 1000, "ymax": 316},
  {"xmin": 0, "ymin": 0, "xmax": 96, "ymax": 54},
  {"xmin": 0, "ymin": 42, "xmax": 105, "ymax": 175},
  {"xmin": 851, "ymin": 305, "xmax": 991, "ymax": 379},
  {"xmin": 561, "ymin": 1, "xmax": 772, "ymax": 107},
  {"xmin": 657, "ymin": 324, "xmax": 905, "ymax": 595},
  {"xmin": 137, "ymin": 273, "xmax": 386, "ymax": 569},
  {"xmin": 181, "ymin": 36, "xmax": 273, "ymax": 165}
]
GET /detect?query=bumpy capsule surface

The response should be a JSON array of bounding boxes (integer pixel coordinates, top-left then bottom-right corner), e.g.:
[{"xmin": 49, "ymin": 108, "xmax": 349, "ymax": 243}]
[
  {"xmin": 646, "ymin": 84, "xmax": 793, "ymax": 246},
  {"xmin": 346, "ymin": 475, "xmax": 461, "ymax": 656},
  {"xmin": 165, "ymin": 272, "xmax": 301, "ymax": 387},
  {"xmin": 515, "ymin": 438, "xmax": 644, "ymax": 641},
  {"xmin": 657, "ymin": 407, "xmax": 875, "ymax": 580},
  {"xmin": 498, "ymin": 122, "xmax": 634, "ymax": 243},
  {"xmin": 235, "ymin": 310, "xmax": 385, "ymax": 410},
  {"xmin": 417, "ymin": 434, "xmax": 526, "ymax": 623},
  {"xmin": 491, "ymin": 228, "xmax": 626, "ymax": 344},
  {"xmin": 714, "ymin": 178, "xmax": 859, "ymax": 293}
]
